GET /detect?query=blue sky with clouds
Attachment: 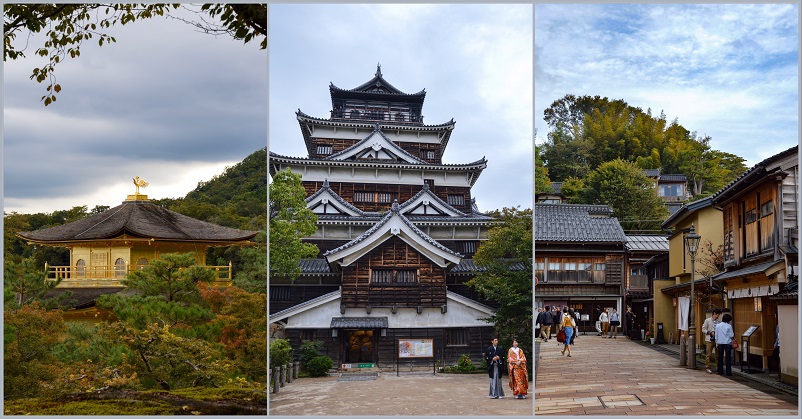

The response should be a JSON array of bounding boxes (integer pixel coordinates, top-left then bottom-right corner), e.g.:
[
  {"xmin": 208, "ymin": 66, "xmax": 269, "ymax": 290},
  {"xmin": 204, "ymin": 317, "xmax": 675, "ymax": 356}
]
[
  {"xmin": 535, "ymin": 3, "xmax": 799, "ymax": 168},
  {"xmin": 3, "ymin": 6, "xmax": 266, "ymax": 214},
  {"xmin": 269, "ymin": 4, "xmax": 533, "ymax": 212}
]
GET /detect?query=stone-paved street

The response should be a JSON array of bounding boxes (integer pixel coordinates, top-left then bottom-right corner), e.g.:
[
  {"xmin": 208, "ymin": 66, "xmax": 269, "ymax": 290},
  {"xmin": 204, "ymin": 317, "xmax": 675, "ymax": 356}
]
[
  {"xmin": 270, "ymin": 372, "xmax": 533, "ymax": 416},
  {"xmin": 535, "ymin": 334, "xmax": 798, "ymax": 415}
]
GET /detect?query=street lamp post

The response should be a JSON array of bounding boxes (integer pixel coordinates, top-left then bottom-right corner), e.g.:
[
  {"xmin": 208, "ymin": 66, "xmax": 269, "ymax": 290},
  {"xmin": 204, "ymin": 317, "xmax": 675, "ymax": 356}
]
[{"xmin": 685, "ymin": 224, "xmax": 701, "ymax": 370}]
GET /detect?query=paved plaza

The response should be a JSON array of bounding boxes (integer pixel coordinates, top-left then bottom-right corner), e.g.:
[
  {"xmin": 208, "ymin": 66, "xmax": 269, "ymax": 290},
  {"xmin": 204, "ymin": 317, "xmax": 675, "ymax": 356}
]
[
  {"xmin": 535, "ymin": 333, "xmax": 798, "ymax": 415},
  {"xmin": 269, "ymin": 372, "xmax": 533, "ymax": 416}
]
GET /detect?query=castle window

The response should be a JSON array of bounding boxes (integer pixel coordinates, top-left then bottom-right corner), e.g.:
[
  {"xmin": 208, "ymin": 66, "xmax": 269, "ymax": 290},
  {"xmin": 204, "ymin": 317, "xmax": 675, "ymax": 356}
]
[
  {"xmin": 377, "ymin": 193, "xmax": 393, "ymax": 204},
  {"xmin": 759, "ymin": 200, "xmax": 773, "ymax": 218},
  {"xmin": 447, "ymin": 194, "xmax": 465, "ymax": 206},
  {"xmin": 461, "ymin": 241, "xmax": 477, "ymax": 254},
  {"xmin": 354, "ymin": 192, "xmax": 373, "ymax": 202},
  {"xmin": 371, "ymin": 268, "xmax": 418, "ymax": 285},
  {"xmin": 317, "ymin": 145, "xmax": 333, "ymax": 155},
  {"xmin": 423, "ymin": 150, "xmax": 435, "ymax": 160}
]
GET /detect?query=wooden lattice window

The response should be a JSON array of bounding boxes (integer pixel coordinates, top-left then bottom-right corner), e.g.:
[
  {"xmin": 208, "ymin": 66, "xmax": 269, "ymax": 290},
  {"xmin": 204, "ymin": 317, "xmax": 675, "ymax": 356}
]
[
  {"xmin": 371, "ymin": 269, "xmax": 394, "ymax": 284},
  {"xmin": 377, "ymin": 193, "xmax": 393, "ymax": 204},
  {"xmin": 354, "ymin": 192, "xmax": 373, "ymax": 202},
  {"xmin": 270, "ymin": 286, "xmax": 291, "ymax": 301},
  {"xmin": 371, "ymin": 268, "xmax": 418, "ymax": 285},
  {"xmin": 114, "ymin": 258, "xmax": 127, "ymax": 278},
  {"xmin": 446, "ymin": 329, "xmax": 468, "ymax": 347},
  {"xmin": 317, "ymin": 145, "xmax": 333, "ymax": 155},
  {"xmin": 461, "ymin": 241, "xmax": 477, "ymax": 254}
]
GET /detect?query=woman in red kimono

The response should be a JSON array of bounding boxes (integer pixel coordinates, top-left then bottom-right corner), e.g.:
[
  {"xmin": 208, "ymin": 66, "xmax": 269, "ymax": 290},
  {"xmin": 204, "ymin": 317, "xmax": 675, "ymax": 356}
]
[{"xmin": 507, "ymin": 339, "xmax": 528, "ymax": 399}]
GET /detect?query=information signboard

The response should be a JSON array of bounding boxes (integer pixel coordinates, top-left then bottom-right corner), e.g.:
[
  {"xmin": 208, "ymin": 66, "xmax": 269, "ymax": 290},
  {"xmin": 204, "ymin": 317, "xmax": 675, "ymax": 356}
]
[
  {"xmin": 742, "ymin": 325, "xmax": 760, "ymax": 337},
  {"xmin": 398, "ymin": 339, "xmax": 434, "ymax": 358}
]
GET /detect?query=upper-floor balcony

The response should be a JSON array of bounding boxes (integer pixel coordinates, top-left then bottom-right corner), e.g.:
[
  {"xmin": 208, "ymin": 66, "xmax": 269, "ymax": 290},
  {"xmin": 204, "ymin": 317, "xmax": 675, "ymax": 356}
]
[
  {"xmin": 331, "ymin": 109, "xmax": 424, "ymax": 124},
  {"xmin": 45, "ymin": 262, "xmax": 234, "ymax": 288}
]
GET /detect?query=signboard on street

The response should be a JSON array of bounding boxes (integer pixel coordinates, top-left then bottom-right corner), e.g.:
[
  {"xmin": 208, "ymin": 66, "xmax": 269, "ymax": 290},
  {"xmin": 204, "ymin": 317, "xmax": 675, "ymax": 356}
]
[{"xmin": 398, "ymin": 339, "xmax": 434, "ymax": 358}]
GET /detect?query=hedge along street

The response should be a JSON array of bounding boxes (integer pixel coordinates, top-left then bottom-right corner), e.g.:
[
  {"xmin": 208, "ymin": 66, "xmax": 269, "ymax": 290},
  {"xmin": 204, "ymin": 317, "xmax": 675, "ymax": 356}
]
[{"xmin": 269, "ymin": 373, "xmax": 533, "ymax": 416}]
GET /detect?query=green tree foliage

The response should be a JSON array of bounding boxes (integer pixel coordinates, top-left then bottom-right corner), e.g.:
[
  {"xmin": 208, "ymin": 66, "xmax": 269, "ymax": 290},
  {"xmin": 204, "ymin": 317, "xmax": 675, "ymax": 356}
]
[
  {"xmin": 299, "ymin": 340, "xmax": 325, "ymax": 370},
  {"xmin": 541, "ymin": 94, "xmax": 747, "ymax": 197},
  {"xmin": 232, "ymin": 245, "xmax": 267, "ymax": 293},
  {"xmin": 4, "ymin": 4, "xmax": 266, "ymax": 105},
  {"xmin": 580, "ymin": 159, "xmax": 669, "ymax": 233},
  {"xmin": 4, "ymin": 256, "xmax": 61, "ymax": 308},
  {"xmin": 269, "ymin": 169, "xmax": 318, "ymax": 279},
  {"xmin": 110, "ymin": 321, "xmax": 232, "ymax": 390},
  {"xmin": 122, "ymin": 252, "xmax": 214, "ymax": 303},
  {"xmin": 467, "ymin": 207, "xmax": 533, "ymax": 363},
  {"xmin": 534, "ymin": 144, "xmax": 554, "ymax": 194},
  {"xmin": 559, "ymin": 177, "xmax": 584, "ymax": 203},
  {"xmin": 4, "ymin": 303, "xmax": 66, "ymax": 398},
  {"xmin": 269, "ymin": 339, "xmax": 293, "ymax": 372}
]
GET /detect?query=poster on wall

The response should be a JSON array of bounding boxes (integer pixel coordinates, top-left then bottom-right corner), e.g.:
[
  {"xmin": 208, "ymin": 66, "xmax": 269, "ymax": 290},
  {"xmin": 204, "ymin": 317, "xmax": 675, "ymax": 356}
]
[{"xmin": 398, "ymin": 339, "xmax": 434, "ymax": 358}]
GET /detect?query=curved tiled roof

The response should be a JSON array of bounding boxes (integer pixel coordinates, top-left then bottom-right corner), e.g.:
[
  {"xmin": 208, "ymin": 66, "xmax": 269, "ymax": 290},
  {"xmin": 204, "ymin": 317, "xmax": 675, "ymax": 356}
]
[
  {"xmin": 329, "ymin": 64, "xmax": 426, "ymax": 98},
  {"xmin": 18, "ymin": 200, "xmax": 258, "ymax": 243},
  {"xmin": 296, "ymin": 110, "xmax": 455, "ymax": 130},
  {"xmin": 397, "ymin": 183, "xmax": 468, "ymax": 216},
  {"xmin": 625, "ymin": 234, "xmax": 669, "ymax": 252},
  {"xmin": 305, "ymin": 179, "xmax": 376, "ymax": 217},
  {"xmin": 661, "ymin": 197, "xmax": 714, "ymax": 229},
  {"xmin": 269, "ymin": 151, "xmax": 488, "ymax": 175},
  {"xmin": 535, "ymin": 204, "xmax": 626, "ymax": 243}
]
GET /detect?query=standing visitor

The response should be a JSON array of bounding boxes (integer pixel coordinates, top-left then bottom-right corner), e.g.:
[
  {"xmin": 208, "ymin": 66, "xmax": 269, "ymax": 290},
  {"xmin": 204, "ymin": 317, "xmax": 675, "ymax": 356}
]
[
  {"xmin": 507, "ymin": 339, "xmax": 528, "ymax": 399},
  {"xmin": 561, "ymin": 308, "xmax": 576, "ymax": 357},
  {"xmin": 485, "ymin": 337, "xmax": 506, "ymax": 398},
  {"xmin": 608, "ymin": 308, "xmax": 620, "ymax": 338},
  {"xmin": 625, "ymin": 306, "xmax": 636, "ymax": 339},
  {"xmin": 535, "ymin": 308, "xmax": 542, "ymax": 341},
  {"xmin": 599, "ymin": 308, "xmax": 610, "ymax": 337},
  {"xmin": 715, "ymin": 313, "xmax": 735, "ymax": 376},
  {"xmin": 539, "ymin": 306, "xmax": 553, "ymax": 342},
  {"xmin": 701, "ymin": 308, "xmax": 721, "ymax": 374}
]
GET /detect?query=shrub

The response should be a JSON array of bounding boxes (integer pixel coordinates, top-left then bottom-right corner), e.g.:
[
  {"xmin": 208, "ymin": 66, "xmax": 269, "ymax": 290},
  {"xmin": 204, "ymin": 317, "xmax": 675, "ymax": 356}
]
[
  {"xmin": 306, "ymin": 356, "xmax": 333, "ymax": 377},
  {"xmin": 269, "ymin": 339, "xmax": 292, "ymax": 371},
  {"xmin": 299, "ymin": 340, "xmax": 325, "ymax": 369},
  {"xmin": 456, "ymin": 354, "xmax": 477, "ymax": 372}
]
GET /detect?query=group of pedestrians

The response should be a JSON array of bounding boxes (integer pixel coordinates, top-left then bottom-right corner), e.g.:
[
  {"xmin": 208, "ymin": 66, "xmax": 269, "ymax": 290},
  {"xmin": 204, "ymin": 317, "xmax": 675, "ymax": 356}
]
[
  {"xmin": 485, "ymin": 337, "xmax": 529, "ymax": 400},
  {"xmin": 702, "ymin": 308, "xmax": 738, "ymax": 376},
  {"xmin": 597, "ymin": 308, "xmax": 621, "ymax": 338}
]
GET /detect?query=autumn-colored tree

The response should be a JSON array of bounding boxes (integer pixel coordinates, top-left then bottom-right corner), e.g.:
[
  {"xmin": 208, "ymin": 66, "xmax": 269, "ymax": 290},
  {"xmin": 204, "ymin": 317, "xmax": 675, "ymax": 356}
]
[{"xmin": 4, "ymin": 303, "xmax": 66, "ymax": 398}]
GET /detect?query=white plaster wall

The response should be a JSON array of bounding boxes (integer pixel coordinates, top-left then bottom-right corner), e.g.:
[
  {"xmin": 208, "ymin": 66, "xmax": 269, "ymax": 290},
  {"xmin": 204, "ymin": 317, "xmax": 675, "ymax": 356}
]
[
  {"xmin": 778, "ymin": 305, "xmax": 798, "ymax": 382},
  {"xmin": 284, "ymin": 298, "xmax": 492, "ymax": 329},
  {"xmin": 310, "ymin": 126, "xmax": 443, "ymax": 144}
]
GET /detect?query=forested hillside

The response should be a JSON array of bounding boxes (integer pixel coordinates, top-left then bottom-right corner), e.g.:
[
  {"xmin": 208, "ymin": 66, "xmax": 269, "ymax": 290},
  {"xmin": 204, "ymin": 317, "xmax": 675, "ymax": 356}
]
[{"xmin": 537, "ymin": 95, "xmax": 748, "ymax": 232}]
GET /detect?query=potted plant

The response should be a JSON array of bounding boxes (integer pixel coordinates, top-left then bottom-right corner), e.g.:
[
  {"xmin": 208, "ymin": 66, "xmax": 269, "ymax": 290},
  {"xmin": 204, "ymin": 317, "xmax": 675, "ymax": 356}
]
[{"xmin": 647, "ymin": 323, "xmax": 656, "ymax": 344}]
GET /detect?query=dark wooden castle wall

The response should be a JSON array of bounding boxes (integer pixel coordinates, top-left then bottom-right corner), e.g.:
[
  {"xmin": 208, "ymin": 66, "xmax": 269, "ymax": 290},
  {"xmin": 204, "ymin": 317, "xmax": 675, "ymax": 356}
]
[
  {"xmin": 303, "ymin": 181, "xmax": 473, "ymax": 213},
  {"xmin": 269, "ymin": 285, "xmax": 340, "ymax": 315},
  {"xmin": 341, "ymin": 237, "xmax": 447, "ymax": 309}
]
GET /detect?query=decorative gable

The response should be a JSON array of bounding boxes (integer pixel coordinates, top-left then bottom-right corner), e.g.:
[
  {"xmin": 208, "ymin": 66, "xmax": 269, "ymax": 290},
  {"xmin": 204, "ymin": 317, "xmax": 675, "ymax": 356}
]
[
  {"xmin": 324, "ymin": 202, "xmax": 462, "ymax": 268},
  {"xmin": 326, "ymin": 126, "xmax": 427, "ymax": 164},
  {"xmin": 398, "ymin": 183, "xmax": 468, "ymax": 217}
]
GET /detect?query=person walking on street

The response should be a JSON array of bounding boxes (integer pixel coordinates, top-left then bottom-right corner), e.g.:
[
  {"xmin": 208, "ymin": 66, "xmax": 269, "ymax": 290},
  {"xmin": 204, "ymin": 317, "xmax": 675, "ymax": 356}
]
[
  {"xmin": 553, "ymin": 307, "xmax": 563, "ymax": 344},
  {"xmin": 599, "ymin": 309, "xmax": 610, "ymax": 337},
  {"xmin": 535, "ymin": 308, "xmax": 542, "ymax": 341},
  {"xmin": 608, "ymin": 308, "xmax": 620, "ymax": 338},
  {"xmin": 485, "ymin": 337, "xmax": 506, "ymax": 398},
  {"xmin": 702, "ymin": 308, "xmax": 721, "ymax": 374},
  {"xmin": 507, "ymin": 339, "xmax": 528, "ymax": 399},
  {"xmin": 715, "ymin": 313, "xmax": 735, "ymax": 376},
  {"xmin": 539, "ymin": 306, "xmax": 553, "ymax": 342},
  {"xmin": 561, "ymin": 308, "xmax": 576, "ymax": 357},
  {"xmin": 625, "ymin": 306, "xmax": 635, "ymax": 339}
]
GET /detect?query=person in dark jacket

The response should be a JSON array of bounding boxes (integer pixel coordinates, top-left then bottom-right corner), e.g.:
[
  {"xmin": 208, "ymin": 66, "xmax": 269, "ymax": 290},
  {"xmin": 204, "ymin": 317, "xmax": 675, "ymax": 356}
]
[
  {"xmin": 539, "ymin": 306, "xmax": 553, "ymax": 342},
  {"xmin": 485, "ymin": 337, "xmax": 506, "ymax": 399}
]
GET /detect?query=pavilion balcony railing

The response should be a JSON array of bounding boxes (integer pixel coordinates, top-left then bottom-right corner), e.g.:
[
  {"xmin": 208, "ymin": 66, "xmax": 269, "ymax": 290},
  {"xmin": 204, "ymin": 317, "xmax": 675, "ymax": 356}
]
[
  {"xmin": 330, "ymin": 110, "xmax": 424, "ymax": 124},
  {"xmin": 45, "ymin": 262, "xmax": 233, "ymax": 288}
]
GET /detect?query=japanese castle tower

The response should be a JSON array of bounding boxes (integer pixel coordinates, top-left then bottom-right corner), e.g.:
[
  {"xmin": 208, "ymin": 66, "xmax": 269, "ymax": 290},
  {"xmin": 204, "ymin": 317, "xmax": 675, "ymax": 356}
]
[{"xmin": 269, "ymin": 66, "xmax": 497, "ymax": 369}]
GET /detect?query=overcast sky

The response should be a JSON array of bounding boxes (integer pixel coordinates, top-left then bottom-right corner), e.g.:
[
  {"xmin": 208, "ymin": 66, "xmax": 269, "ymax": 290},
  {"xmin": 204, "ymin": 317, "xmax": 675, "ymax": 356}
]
[
  {"xmin": 3, "ymin": 6, "xmax": 267, "ymax": 214},
  {"xmin": 535, "ymin": 3, "xmax": 799, "ymax": 168},
  {"xmin": 269, "ymin": 4, "xmax": 533, "ymax": 212}
]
